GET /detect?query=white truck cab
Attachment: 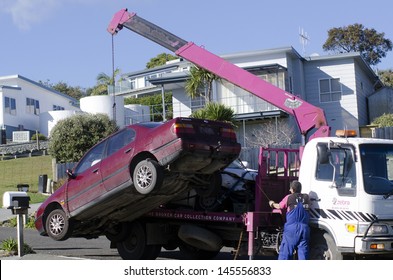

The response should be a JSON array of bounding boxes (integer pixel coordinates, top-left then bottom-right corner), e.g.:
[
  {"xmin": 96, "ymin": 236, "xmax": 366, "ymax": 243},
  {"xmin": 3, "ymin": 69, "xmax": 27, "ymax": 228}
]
[{"xmin": 299, "ymin": 133, "xmax": 393, "ymax": 259}]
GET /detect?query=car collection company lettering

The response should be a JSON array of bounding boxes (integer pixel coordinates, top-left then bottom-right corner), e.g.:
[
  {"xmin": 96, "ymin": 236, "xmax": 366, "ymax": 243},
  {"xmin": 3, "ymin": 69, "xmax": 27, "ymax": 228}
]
[{"xmin": 147, "ymin": 210, "xmax": 237, "ymax": 222}]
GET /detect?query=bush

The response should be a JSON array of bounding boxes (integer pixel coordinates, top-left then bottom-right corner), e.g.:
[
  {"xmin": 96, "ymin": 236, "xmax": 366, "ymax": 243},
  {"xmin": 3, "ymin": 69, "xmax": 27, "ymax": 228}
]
[
  {"xmin": 31, "ymin": 133, "xmax": 47, "ymax": 141},
  {"xmin": 48, "ymin": 113, "xmax": 118, "ymax": 163},
  {"xmin": 372, "ymin": 113, "xmax": 393, "ymax": 127},
  {"xmin": 190, "ymin": 102, "xmax": 235, "ymax": 125}
]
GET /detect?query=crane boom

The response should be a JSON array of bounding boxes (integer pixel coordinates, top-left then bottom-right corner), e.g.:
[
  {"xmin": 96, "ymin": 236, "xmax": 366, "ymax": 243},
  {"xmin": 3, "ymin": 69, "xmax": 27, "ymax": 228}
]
[{"xmin": 108, "ymin": 9, "xmax": 330, "ymax": 142}]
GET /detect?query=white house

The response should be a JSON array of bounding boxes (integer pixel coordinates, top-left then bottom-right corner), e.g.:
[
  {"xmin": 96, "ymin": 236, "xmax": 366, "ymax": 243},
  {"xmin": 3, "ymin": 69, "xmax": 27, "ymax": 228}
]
[
  {"xmin": 114, "ymin": 46, "xmax": 383, "ymax": 145},
  {"xmin": 0, "ymin": 75, "xmax": 80, "ymax": 141}
]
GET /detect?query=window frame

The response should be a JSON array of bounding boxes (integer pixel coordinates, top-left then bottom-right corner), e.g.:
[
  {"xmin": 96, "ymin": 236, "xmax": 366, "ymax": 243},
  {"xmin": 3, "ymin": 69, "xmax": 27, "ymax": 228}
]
[{"xmin": 318, "ymin": 78, "xmax": 342, "ymax": 103}]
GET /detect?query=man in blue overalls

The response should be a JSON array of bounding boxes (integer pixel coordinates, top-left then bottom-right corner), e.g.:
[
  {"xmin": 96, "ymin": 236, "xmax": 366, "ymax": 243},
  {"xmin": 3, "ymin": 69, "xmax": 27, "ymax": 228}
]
[{"xmin": 269, "ymin": 180, "xmax": 310, "ymax": 260}]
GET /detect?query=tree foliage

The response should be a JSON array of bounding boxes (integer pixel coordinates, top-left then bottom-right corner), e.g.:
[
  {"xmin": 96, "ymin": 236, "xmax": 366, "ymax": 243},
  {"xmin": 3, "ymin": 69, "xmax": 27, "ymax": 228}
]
[
  {"xmin": 185, "ymin": 66, "xmax": 220, "ymax": 102},
  {"xmin": 39, "ymin": 80, "xmax": 84, "ymax": 100},
  {"xmin": 49, "ymin": 113, "xmax": 118, "ymax": 163},
  {"xmin": 190, "ymin": 102, "xmax": 235, "ymax": 124},
  {"xmin": 378, "ymin": 69, "xmax": 393, "ymax": 87},
  {"xmin": 323, "ymin": 23, "xmax": 392, "ymax": 65},
  {"xmin": 124, "ymin": 92, "xmax": 173, "ymax": 121},
  {"xmin": 371, "ymin": 113, "xmax": 393, "ymax": 128},
  {"xmin": 89, "ymin": 68, "xmax": 122, "ymax": 96},
  {"xmin": 146, "ymin": 53, "xmax": 178, "ymax": 69}
]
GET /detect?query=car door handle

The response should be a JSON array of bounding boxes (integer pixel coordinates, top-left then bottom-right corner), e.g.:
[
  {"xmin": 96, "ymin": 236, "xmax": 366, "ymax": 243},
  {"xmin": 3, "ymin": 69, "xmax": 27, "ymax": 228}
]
[
  {"xmin": 92, "ymin": 168, "xmax": 99, "ymax": 173},
  {"xmin": 125, "ymin": 148, "xmax": 133, "ymax": 154}
]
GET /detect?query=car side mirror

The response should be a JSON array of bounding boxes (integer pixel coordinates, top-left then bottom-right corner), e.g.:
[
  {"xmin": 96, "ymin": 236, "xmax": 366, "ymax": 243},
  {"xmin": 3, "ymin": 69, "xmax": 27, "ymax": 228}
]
[{"xmin": 66, "ymin": 169, "xmax": 76, "ymax": 179}]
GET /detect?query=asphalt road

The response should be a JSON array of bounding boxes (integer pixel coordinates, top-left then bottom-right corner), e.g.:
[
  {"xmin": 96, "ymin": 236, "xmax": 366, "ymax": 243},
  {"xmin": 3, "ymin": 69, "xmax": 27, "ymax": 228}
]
[{"xmin": 0, "ymin": 226, "xmax": 265, "ymax": 260}]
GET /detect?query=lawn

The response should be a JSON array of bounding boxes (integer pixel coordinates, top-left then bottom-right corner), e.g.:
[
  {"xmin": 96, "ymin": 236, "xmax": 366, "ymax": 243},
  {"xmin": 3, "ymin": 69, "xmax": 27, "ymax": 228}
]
[{"xmin": 0, "ymin": 155, "xmax": 53, "ymax": 208}]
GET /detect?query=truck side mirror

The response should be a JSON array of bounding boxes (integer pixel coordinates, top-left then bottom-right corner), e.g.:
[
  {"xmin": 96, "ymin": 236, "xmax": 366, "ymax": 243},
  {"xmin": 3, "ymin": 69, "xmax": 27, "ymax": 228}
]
[{"xmin": 317, "ymin": 143, "xmax": 330, "ymax": 164}]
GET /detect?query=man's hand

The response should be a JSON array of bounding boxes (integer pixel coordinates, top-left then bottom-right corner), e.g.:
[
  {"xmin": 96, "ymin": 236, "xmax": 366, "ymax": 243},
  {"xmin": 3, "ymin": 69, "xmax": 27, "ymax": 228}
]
[{"xmin": 269, "ymin": 200, "xmax": 275, "ymax": 208}]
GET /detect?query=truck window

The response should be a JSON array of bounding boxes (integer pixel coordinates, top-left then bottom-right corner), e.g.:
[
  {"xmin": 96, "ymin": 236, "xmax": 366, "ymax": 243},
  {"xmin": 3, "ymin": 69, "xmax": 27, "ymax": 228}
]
[
  {"xmin": 360, "ymin": 144, "xmax": 393, "ymax": 195},
  {"xmin": 316, "ymin": 147, "xmax": 356, "ymax": 196}
]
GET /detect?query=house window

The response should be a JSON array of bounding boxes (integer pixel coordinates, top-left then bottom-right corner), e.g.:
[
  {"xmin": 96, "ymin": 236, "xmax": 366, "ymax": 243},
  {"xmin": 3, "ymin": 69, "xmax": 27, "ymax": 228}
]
[
  {"xmin": 319, "ymin": 78, "xmax": 342, "ymax": 102},
  {"xmin": 4, "ymin": 97, "xmax": 16, "ymax": 115},
  {"xmin": 53, "ymin": 105, "xmax": 65, "ymax": 111},
  {"xmin": 26, "ymin": 98, "xmax": 40, "ymax": 115},
  {"xmin": 190, "ymin": 96, "xmax": 206, "ymax": 112}
]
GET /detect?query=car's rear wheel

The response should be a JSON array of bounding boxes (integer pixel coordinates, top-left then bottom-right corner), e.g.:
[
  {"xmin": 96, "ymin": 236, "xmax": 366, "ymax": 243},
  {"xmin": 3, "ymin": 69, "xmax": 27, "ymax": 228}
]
[
  {"xmin": 45, "ymin": 209, "xmax": 73, "ymax": 241},
  {"xmin": 133, "ymin": 159, "xmax": 163, "ymax": 194}
]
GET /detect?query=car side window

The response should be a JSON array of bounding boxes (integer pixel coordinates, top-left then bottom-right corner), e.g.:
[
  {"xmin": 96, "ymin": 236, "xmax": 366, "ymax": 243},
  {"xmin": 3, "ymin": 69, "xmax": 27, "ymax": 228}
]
[
  {"xmin": 107, "ymin": 128, "xmax": 136, "ymax": 157},
  {"xmin": 75, "ymin": 141, "xmax": 106, "ymax": 174}
]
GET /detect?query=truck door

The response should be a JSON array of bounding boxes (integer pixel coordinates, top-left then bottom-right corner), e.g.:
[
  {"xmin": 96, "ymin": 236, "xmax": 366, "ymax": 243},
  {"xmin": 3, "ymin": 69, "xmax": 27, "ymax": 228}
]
[{"xmin": 309, "ymin": 144, "xmax": 359, "ymax": 232}]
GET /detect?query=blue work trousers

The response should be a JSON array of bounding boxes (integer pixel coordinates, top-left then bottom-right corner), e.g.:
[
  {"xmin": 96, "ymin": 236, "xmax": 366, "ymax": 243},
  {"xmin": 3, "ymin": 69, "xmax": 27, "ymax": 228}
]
[
  {"xmin": 278, "ymin": 222, "xmax": 310, "ymax": 260},
  {"xmin": 278, "ymin": 202, "xmax": 310, "ymax": 260}
]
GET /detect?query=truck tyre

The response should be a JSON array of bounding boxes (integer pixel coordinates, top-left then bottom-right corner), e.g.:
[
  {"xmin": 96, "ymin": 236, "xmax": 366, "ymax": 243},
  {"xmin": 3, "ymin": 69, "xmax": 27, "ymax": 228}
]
[
  {"xmin": 133, "ymin": 159, "xmax": 163, "ymax": 194},
  {"xmin": 45, "ymin": 209, "xmax": 73, "ymax": 241},
  {"xmin": 116, "ymin": 221, "xmax": 161, "ymax": 260},
  {"xmin": 179, "ymin": 242, "xmax": 220, "ymax": 260},
  {"xmin": 178, "ymin": 224, "xmax": 222, "ymax": 252},
  {"xmin": 310, "ymin": 231, "xmax": 343, "ymax": 260},
  {"xmin": 105, "ymin": 222, "xmax": 130, "ymax": 242}
]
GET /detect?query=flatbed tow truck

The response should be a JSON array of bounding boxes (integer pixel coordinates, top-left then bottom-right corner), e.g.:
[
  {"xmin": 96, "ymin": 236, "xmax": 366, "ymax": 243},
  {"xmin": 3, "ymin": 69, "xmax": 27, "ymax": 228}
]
[{"xmin": 107, "ymin": 9, "xmax": 393, "ymax": 260}]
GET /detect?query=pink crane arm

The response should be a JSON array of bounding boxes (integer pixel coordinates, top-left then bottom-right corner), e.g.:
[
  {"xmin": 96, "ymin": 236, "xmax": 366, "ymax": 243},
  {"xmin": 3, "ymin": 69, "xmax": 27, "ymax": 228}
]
[{"xmin": 108, "ymin": 9, "xmax": 330, "ymax": 140}]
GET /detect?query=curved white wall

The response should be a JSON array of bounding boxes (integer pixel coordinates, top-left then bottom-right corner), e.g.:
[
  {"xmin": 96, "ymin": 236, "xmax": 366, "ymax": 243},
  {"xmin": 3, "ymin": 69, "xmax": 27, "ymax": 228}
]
[
  {"xmin": 40, "ymin": 110, "xmax": 83, "ymax": 137},
  {"xmin": 80, "ymin": 95, "xmax": 125, "ymax": 127}
]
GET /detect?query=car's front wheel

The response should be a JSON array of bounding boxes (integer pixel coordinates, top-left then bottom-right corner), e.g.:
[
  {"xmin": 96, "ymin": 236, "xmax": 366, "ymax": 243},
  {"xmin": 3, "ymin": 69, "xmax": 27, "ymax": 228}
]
[
  {"xmin": 45, "ymin": 209, "xmax": 73, "ymax": 241},
  {"xmin": 133, "ymin": 159, "xmax": 163, "ymax": 194}
]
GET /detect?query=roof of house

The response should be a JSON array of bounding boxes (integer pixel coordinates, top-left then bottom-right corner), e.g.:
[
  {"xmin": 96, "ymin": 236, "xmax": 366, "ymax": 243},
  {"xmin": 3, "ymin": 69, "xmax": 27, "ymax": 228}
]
[{"xmin": 0, "ymin": 74, "xmax": 78, "ymax": 103}]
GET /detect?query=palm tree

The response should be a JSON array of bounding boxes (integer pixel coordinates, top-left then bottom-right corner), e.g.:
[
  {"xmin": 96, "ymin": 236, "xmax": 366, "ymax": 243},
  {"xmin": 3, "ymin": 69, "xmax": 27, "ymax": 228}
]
[
  {"xmin": 91, "ymin": 68, "xmax": 122, "ymax": 96},
  {"xmin": 185, "ymin": 66, "xmax": 220, "ymax": 102},
  {"xmin": 190, "ymin": 102, "xmax": 235, "ymax": 125}
]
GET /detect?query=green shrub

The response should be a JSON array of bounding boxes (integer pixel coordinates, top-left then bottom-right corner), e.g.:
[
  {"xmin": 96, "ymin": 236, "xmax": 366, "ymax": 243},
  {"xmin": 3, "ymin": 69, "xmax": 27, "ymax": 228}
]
[
  {"xmin": 1, "ymin": 237, "xmax": 34, "ymax": 255},
  {"xmin": 31, "ymin": 133, "xmax": 47, "ymax": 141},
  {"xmin": 372, "ymin": 113, "xmax": 393, "ymax": 127},
  {"xmin": 48, "ymin": 113, "xmax": 118, "ymax": 163}
]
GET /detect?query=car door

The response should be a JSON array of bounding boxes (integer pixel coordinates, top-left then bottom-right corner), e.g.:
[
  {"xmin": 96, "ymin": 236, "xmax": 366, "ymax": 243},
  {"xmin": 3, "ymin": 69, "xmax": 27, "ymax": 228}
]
[
  {"xmin": 100, "ymin": 127, "xmax": 136, "ymax": 192},
  {"xmin": 66, "ymin": 140, "xmax": 107, "ymax": 216}
]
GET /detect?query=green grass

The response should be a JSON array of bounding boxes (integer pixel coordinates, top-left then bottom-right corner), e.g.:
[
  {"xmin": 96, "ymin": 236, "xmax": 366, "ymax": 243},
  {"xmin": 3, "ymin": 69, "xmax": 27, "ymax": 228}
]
[{"xmin": 0, "ymin": 156, "xmax": 52, "ymax": 208}]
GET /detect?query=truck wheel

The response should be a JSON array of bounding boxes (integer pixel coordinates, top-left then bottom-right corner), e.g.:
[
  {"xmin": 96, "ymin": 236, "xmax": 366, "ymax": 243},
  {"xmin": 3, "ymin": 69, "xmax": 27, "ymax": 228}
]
[
  {"xmin": 45, "ymin": 209, "xmax": 73, "ymax": 241},
  {"xmin": 179, "ymin": 242, "xmax": 220, "ymax": 260},
  {"xmin": 178, "ymin": 224, "xmax": 222, "ymax": 252},
  {"xmin": 142, "ymin": 245, "xmax": 162, "ymax": 260},
  {"xmin": 133, "ymin": 159, "xmax": 163, "ymax": 194},
  {"xmin": 116, "ymin": 221, "xmax": 161, "ymax": 260},
  {"xmin": 310, "ymin": 231, "xmax": 343, "ymax": 260},
  {"xmin": 105, "ymin": 222, "xmax": 130, "ymax": 242}
]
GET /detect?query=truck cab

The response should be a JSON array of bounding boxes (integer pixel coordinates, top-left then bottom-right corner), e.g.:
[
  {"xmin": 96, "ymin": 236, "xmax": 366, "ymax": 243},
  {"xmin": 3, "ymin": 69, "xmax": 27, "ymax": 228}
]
[{"xmin": 299, "ymin": 133, "xmax": 393, "ymax": 259}]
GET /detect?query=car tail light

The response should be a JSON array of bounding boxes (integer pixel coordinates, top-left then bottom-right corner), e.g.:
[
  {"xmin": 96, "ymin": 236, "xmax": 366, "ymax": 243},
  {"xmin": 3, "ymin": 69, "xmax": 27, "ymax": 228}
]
[
  {"xmin": 173, "ymin": 123, "xmax": 195, "ymax": 135},
  {"xmin": 220, "ymin": 127, "xmax": 237, "ymax": 140}
]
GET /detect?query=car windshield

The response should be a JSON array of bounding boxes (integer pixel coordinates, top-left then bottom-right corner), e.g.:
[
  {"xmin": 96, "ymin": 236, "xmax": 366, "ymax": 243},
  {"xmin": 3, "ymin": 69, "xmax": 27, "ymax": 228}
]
[{"xmin": 360, "ymin": 144, "xmax": 393, "ymax": 195}]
